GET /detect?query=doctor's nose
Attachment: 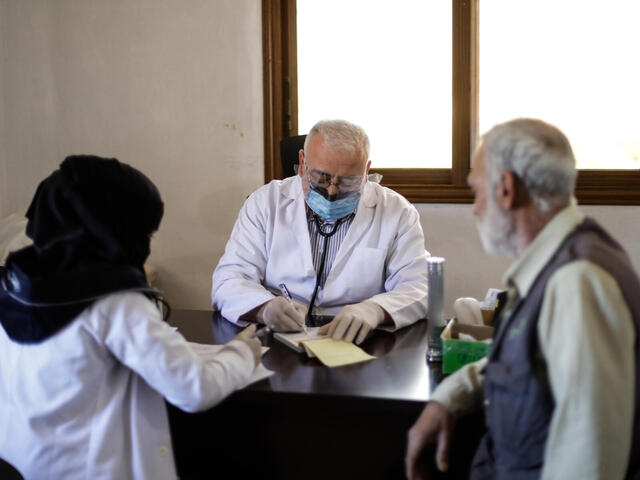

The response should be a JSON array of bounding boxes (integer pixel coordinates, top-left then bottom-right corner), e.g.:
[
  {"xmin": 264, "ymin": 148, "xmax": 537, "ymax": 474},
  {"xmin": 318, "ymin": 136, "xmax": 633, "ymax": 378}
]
[{"xmin": 327, "ymin": 184, "xmax": 340, "ymax": 196}]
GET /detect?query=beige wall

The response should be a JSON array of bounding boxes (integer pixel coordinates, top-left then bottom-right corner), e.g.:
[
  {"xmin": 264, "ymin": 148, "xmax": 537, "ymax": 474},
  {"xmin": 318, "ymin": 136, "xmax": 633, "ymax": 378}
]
[
  {"xmin": 0, "ymin": 0, "xmax": 264, "ymax": 309},
  {"xmin": 2, "ymin": 1, "xmax": 640, "ymax": 314}
]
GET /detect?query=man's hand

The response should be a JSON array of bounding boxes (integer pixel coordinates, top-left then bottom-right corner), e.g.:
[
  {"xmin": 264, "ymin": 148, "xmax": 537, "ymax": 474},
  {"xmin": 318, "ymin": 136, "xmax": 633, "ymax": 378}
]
[
  {"xmin": 233, "ymin": 324, "xmax": 262, "ymax": 367},
  {"xmin": 405, "ymin": 401, "xmax": 455, "ymax": 480},
  {"xmin": 318, "ymin": 301, "xmax": 385, "ymax": 344},
  {"xmin": 258, "ymin": 296, "xmax": 307, "ymax": 332}
]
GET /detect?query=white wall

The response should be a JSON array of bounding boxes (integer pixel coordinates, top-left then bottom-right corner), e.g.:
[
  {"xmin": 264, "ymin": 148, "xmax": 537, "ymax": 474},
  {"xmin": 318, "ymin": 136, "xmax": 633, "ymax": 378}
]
[
  {"xmin": 0, "ymin": 0, "xmax": 264, "ymax": 309},
  {"xmin": 2, "ymin": 1, "xmax": 639, "ymax": 314}
]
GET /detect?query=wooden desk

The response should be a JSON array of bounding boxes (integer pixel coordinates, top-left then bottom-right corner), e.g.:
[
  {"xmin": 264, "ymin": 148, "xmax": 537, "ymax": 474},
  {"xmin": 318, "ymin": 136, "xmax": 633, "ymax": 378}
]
[{"xmin": 166, "ymin": 310, "xmax": 457, "ymax": 480}]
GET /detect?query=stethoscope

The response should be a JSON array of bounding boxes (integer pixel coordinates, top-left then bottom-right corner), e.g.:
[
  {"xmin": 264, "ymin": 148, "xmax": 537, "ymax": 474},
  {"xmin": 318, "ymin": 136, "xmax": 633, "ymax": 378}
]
[{"xmin": 306, "ymin": 214, "xmax": 350, "ymax": 324}]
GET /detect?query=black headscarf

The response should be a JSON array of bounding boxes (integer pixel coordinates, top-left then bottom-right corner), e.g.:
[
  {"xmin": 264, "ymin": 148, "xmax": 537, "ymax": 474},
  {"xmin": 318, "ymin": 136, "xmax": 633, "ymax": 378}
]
[{"xmin": 0, "ymin": 155, "xmax": 164, "ymax": 343}]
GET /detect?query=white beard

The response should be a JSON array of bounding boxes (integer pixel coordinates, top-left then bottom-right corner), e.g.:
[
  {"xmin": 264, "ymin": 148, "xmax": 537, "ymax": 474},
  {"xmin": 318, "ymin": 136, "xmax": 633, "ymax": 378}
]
[{"xmin": 476, "ymin": 193, "xmax": 517, "ymax": 257}]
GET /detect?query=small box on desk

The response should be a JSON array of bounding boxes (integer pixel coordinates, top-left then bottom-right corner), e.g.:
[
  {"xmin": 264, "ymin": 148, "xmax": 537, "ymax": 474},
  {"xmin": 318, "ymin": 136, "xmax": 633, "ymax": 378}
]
[{"xmin": 441, "ymin": 321, "xmax": 493, "ymax": 374}]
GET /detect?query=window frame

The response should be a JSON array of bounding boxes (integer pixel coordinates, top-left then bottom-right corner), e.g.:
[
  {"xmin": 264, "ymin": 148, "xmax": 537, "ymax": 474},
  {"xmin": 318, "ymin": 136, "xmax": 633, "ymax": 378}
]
[{"xmin": 262, "ymin": 0, "xmax": 640, "ymax": 204}]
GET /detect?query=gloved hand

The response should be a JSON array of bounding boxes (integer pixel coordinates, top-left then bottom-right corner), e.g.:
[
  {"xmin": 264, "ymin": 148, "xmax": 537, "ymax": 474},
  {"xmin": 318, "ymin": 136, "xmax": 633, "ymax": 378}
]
[
  {"xmin": 258, "ymin": 296, "xmax": 307, "ymax": 332},
  {"xmin": 233, "ymin": 324, "xmax": 262, "ymax": 367},
  {"xmin": 318, "ymin": 301, "xmax": 385, "ymax": 344}
]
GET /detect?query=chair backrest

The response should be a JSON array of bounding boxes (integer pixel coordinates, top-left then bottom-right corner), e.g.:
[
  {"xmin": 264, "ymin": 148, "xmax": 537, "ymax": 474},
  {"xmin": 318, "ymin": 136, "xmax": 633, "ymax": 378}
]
[
  {"xmin": 279, "ymin": 134, "xmax": 307, "ymax": 178},
  {"xmin": 0, "ymin": 458, "xmax": 24, "ymax": 480}
]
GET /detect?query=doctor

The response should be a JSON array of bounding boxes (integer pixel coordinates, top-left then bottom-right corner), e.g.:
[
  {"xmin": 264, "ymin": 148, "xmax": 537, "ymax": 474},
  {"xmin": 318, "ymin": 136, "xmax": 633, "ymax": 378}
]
[{"xmin": 211, "ymin": 119, "xmax": 429, "ymax": 343}]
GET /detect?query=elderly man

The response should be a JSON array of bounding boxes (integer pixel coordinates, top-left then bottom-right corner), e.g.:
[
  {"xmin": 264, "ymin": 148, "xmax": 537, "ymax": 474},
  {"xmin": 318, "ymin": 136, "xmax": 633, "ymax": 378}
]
[
  {"xmin": 212, "ymin": 119, "xmax": 429, "ymax": 343},
  {"xmin": 406, "ymin": 118, "xmax": 639, "ymax": 479}
]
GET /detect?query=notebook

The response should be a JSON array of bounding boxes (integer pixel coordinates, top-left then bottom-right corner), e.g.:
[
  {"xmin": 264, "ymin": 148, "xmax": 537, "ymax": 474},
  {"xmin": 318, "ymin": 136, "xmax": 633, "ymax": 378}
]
[
  {"xmin": 273, "ymin": 327, "xmax": 327, "ymax": 353},
  {"xmin": 302, "ymin": 338, "xmax": 376, "ymax": 367}
]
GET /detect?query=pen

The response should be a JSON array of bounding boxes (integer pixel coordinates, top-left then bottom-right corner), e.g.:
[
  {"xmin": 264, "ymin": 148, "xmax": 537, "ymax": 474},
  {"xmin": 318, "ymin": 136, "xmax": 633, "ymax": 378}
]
[
  {"xmin": 279, "ymin": 283, "xmax": 308, "ymax": 334},
  {"xmin": 256, "ymin": 326, "xmax": 271, "ymax": 338}
]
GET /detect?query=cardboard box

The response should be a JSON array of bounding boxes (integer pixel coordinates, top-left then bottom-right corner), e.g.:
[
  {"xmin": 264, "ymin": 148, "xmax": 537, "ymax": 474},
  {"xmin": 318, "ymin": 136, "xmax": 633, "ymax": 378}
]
[
  {"xmin": 441, "ymin": 321, "xmax": 493, "ymax": 374},
  {"xmin": 480, "ymin": 308, "xmax": 495, "ymax": 325}
]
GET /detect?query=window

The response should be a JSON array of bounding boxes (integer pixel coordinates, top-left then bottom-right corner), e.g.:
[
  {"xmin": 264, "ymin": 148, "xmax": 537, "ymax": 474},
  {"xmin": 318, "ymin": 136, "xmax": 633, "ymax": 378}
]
[
  {"xmin": 297, "ymin": 1, "xmax": 451, "ymax": 169},
  {"xmin": 479, "ymin": 0, "xmax": 640, "ymax": 171},
  {"xmin": 262, "ymin": 0, "xmax": 640, "ymax": 204}
]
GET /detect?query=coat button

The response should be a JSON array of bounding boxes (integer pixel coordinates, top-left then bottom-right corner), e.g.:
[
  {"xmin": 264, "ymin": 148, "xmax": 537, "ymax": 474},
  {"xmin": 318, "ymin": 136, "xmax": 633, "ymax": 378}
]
[
  {"xmin": 157, "ymin": 445, "xmax": 170, "ymax": 456},
  {"xmin": 484, "ymin": 399, "xmax": 490, "ymax": 407}
]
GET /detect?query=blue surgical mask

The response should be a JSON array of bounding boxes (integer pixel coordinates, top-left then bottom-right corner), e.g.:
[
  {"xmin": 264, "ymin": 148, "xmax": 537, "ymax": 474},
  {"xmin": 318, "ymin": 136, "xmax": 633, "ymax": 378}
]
[{"xmin": 305, "ymin": 186, "xmax": 360, "ymax": 221}]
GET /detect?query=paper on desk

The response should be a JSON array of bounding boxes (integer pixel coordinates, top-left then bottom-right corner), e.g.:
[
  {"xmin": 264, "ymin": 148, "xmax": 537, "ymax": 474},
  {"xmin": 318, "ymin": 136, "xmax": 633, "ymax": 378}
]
[
  {"xmin": 188, "ymin": 342, "xmax": 274, "ymax": 385},
  {"xmin": 273, "ymin": 327, "xmax": 326, "ymax": 355},
  {"xmin": 301, "ymin": 338, "xmax": 376, "ymax": 368}
]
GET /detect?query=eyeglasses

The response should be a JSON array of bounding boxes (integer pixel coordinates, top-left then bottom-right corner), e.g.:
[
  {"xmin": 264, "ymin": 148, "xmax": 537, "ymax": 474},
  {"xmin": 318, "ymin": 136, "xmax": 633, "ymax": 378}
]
[{"xmin": 305, "ymin": 166, "xmax": 365, "ymax": 194}]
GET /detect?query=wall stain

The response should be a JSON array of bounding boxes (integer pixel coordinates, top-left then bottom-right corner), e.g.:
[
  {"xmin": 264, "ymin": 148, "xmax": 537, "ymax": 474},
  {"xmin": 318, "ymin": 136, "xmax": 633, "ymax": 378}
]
[{"xmin": 223, "ymin": 123, "xmax": 245, "ymax": 138}]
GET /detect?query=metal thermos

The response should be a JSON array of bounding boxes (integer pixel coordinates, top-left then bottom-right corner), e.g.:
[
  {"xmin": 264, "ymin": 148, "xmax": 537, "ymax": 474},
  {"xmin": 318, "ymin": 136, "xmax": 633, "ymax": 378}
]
[{"xmin": 426, "ymin": 257, "xmax": 445, "ymax": 362}]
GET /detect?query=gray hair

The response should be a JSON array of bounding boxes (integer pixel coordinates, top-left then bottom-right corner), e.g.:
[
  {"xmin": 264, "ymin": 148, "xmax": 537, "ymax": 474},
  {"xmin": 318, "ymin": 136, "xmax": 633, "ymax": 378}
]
[
  {"xmin": 481, "ymin": 118, "xmax": 577, "ymax": 213},
  {"xmin": 304, "ymin": 119, "xmax": 370, "ymax": 162}
]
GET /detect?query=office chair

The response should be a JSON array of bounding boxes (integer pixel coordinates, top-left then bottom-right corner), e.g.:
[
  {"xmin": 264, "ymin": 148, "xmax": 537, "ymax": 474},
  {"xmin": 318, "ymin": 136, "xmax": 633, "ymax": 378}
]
[
  {"xmin": 279, "ymin": 134, "xmax": 306, "ymax": 178},
  {"xmin": 0, "ymin": 459, "xmax": 24, "ymax": 480}
]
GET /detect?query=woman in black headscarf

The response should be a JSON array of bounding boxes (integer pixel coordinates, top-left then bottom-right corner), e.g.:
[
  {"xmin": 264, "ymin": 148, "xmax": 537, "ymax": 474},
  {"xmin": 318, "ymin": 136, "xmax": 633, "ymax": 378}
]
[
  {"xmin": 0, "ymin": 155, "xmax": 260, "ymax": 480},
  {"xmin": 0, "ymin": 155, "xmax": 165, "ymax": 341}
]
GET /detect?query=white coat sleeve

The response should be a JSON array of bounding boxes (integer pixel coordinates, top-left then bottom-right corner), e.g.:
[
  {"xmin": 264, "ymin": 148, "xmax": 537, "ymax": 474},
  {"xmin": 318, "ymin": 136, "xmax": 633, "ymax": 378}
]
[
  {"xmin": 539, "ymin": 261, "xmax": 635, "ymax": 480},
  {"xmin": 368, "ymin": 204, "xmax": 429, "ymax": 330},
  {"xmin": 430, "ymin": 357, "xmax": 487, "ymax": 416},
  {"xmin": 211, "ymin": 193, "xmax": 275, "ymax": 325},
  {"xmin": 100, "ymin": 294, "xmax": 256, "ymax": 413}
]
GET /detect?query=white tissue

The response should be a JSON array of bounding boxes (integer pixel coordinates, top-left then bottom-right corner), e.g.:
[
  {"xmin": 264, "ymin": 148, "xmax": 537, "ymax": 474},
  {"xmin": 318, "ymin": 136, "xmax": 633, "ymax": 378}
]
[{"xmin": 453, "ymin": 297, "xmax": 484, "ymax": 326}]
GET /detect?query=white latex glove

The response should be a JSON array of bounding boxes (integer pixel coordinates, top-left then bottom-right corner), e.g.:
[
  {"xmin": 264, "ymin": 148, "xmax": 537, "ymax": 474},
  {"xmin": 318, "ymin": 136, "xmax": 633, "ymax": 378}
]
[
  {"xmin": 233, "ymin": 324, "xmax": 262, "ymax": 367},
  {"xmin": 258, "ymin": 296, "xmax": 307, "ymax": 332},
  {"xmin": 318, "ymin": 301, "xmax": 385, "ymax": 344}
]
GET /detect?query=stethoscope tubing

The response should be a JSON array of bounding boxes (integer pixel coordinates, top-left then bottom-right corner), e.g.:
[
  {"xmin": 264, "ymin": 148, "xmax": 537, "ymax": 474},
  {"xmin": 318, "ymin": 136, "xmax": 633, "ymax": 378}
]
[{"xmin": 306, "ymin": 215, "xmax": 346, "ymax": 324}]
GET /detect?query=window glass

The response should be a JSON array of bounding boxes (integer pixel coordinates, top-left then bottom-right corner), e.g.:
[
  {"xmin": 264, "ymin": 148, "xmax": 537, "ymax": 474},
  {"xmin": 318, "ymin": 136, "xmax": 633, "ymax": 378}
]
[
  {"xmin": 297, "ymin": 0, "xmax": 452, "ymax": 168},
  {"xmin": 479, "ymin": 0, "xmax": 640, "ymax": 169}
]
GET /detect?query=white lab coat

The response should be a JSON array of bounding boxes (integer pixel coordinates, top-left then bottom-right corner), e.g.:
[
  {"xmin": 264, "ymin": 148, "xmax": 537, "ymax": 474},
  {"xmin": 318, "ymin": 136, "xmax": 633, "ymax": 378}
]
[
  {"xmin": 0, "ymin": 292, "xmax": 255, "ymax": 480},
  {"xmin": 211, "ymin": 176, "xmax": 429, "ymax": 329}
]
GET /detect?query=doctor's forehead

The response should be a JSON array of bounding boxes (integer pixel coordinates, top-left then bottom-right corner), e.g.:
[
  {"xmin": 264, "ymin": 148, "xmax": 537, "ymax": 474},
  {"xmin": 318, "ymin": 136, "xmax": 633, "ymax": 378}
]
[{"xmin": 305, "ymin": 135, "xmax": 366, "ymax": 175}]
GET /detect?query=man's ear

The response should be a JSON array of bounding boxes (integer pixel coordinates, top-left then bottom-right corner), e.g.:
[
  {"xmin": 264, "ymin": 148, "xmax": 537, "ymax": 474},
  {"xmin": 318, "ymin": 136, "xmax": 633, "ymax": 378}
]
[
  {"xmin": 496, "ymin": 170, "xmax": 517, "ymax": 210},
  {"xmin": 298, "ymin": 149, "xmax": 305, "ymax": 177}
]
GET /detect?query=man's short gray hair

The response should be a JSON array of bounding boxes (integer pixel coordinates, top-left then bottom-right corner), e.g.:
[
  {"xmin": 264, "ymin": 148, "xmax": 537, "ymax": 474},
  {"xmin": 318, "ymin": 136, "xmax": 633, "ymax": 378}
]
[
  {"xmin": 481, "ymin": 118, "xmax": 577, "ymax": 213},
  {"xmin": 304, "ymin": 119, "xmax": 370, "ymax": 162}
]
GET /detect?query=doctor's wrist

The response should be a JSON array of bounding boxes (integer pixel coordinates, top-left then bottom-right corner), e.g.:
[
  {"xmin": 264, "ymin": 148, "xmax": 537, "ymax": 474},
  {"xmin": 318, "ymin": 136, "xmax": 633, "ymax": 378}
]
[
  {"xmin": 362, "ymin": 300, "xmax": 387, "ymax": 327},
  {"xmin": 238, "ymin": 302, "xmax": 269, "ymax": 324}
]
